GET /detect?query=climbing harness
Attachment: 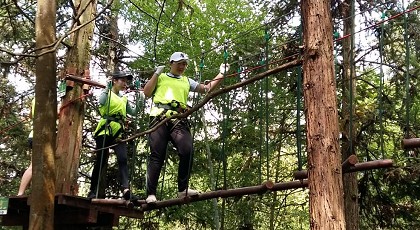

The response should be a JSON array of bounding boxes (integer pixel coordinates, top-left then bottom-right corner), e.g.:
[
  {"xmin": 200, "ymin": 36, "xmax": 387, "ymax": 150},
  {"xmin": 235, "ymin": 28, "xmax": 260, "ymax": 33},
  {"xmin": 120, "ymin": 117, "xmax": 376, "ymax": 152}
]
[
  {"xmin": 148, "ymin": 100, "xmax": 190, "ymax": 133},
  {"xmin": 94, "ymin": 114, "xmax": 125, "ymax": 140}
]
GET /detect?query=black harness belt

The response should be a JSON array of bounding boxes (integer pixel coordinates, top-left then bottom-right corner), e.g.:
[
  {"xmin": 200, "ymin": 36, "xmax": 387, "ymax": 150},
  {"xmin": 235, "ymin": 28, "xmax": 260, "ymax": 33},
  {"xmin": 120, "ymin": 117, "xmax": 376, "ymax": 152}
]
[
  {"xmin": 94, "ymin": 114, "xmax": 124, "ymax": 140},
  {"xmin": 155, "ymin": 101, "xmax": 186, "ymax": 113}
]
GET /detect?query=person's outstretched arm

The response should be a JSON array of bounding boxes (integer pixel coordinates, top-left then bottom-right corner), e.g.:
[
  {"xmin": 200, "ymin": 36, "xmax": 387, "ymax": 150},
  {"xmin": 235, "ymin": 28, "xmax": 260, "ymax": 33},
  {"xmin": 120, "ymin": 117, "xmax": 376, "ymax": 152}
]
[{"xmin": 196, "ymin": 63, "xmax": 229, "ymax": 94}]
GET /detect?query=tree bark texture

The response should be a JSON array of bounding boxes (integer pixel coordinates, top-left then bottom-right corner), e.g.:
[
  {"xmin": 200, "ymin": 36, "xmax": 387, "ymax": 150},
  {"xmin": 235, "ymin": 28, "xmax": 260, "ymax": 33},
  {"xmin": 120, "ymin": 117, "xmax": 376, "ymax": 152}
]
[
  {"xmin": 301, "ymin": 0, "xmax": 346, "ymax": 229},
  {"xmin": 29, "ymin": 0, "xmax": 57, "ymax": 229},
  {"xmin": 105, "ymin": 2, "xmax": 118, "ymax": 73},
  {"xmin": 340, "ymin": 1, "xmax": 359, "ymax": 229},
  {"xmin": 55, "ymin": 0, "xmax": 97, "ymax": 194}
]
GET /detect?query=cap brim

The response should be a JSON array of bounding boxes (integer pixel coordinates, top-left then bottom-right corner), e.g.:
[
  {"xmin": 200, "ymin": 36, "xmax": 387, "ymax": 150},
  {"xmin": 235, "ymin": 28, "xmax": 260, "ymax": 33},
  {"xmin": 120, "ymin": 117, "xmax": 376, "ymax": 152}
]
[
  {"xmin": 171, "ymin": 59, "xmax": 189, "ymax": 63},
  {"xmin": 113, "ymin": 74, "xmax": 133, "ymax": 80}
]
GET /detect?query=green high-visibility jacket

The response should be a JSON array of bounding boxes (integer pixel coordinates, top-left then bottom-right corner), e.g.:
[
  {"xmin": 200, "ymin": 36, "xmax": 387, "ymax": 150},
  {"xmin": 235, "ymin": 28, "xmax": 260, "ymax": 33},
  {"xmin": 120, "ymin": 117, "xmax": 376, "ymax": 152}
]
[
  {"xmin": 94, "ymin": 91, "xmax": 128, "ymax": 138},
  {"xmin": 150, "ymin": 73, "xmax": 189, "ymax": 116}
]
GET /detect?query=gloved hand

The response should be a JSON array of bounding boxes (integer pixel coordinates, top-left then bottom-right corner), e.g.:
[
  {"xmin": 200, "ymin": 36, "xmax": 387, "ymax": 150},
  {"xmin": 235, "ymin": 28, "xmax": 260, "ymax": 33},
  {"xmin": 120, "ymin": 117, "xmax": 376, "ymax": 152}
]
[
  {"xmin": 107, "ymin": 81, "xmax": 112, "ymax": 90},
  {"xmin": 155, "ymin": 66, "xmax": 165, "ymax": 76},
  {"xmin": 219, "ymin": 63, "xmax": 230, "ymax": 74}
]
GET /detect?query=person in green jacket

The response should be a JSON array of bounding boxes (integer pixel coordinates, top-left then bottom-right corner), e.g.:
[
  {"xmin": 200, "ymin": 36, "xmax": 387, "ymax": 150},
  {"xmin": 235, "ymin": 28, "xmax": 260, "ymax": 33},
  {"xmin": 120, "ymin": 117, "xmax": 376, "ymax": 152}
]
[
  {"xmin": 88, "ymin": 70, "xmax": 141, "ymax": 201},
  {"xmin": 143, "ymin": 52, "xmax": 229, "ymax": 203}
]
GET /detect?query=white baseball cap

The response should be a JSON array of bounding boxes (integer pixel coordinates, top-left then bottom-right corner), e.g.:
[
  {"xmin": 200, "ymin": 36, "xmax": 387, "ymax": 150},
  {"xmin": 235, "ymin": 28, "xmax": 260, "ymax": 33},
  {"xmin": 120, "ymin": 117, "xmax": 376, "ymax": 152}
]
[{"xmin": 170, "ymin": 52, "xmax": 189, "ymax": 62}]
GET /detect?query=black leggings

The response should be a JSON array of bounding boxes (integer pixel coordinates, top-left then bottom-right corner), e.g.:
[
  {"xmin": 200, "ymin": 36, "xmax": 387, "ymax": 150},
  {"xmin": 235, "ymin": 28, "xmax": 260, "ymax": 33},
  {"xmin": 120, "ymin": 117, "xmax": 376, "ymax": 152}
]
[
  {"xmin": 146, "ymin": 118, "xmax": 193, "ymax": 195},
  {"xmin": 90, "ymin": 135, "xmax": 129, "ymax": 194}
]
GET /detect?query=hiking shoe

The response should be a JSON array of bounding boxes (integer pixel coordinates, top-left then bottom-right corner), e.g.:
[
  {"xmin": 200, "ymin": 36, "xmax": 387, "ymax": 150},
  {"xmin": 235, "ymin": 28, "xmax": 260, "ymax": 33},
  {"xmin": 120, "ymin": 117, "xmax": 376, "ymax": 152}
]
[
  {"xmin": 87, "ymin": 191, "xmax": 96, "ymax": 200},
  {"xmin": 123, "ymin": 190, "xmax": 139, "ymax": 201},
  {"xmin": 146, "ymin": 195, "xmax": 157, "ymax": 204},
  {"xmin": 178, "ymin": 188, "xmax": 200, "ymax": 198}
]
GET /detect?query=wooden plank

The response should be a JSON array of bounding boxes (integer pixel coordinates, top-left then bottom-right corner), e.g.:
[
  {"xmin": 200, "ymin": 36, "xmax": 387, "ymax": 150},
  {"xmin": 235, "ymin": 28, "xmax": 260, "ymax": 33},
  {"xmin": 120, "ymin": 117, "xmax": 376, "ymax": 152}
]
[
  {"xmin": 1, "ymin": 194, "xmax": 143, "ymax": 227},
  {"xmin": 0, "ymin": 196, "xmax": 29, "ymax": 226},
  {"xmin": 57, "ymin": 194, "xmax": 143, "ymax": 219}
]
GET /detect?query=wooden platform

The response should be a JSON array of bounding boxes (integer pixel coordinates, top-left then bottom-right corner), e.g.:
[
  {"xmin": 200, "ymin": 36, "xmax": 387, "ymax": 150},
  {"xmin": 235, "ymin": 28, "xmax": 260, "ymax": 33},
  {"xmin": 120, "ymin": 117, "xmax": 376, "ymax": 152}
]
[{"xmin": 0, "ymin": 194, "xmax": 143, "ymax": 229}]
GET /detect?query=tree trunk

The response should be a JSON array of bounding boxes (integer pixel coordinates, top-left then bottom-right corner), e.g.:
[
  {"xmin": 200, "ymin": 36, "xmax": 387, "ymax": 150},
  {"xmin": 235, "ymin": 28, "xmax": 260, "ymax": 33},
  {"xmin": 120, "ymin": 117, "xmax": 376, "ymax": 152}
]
[
  {"xmin": 29, "ymin": 0, "xmax": 57, "ymax": 228},
  {"xmin": 301, "ymin": 0, "xmax": 346, "ymax": 229},
  {"xmin": 55, "ymin": 0, "xmax": 97, "ymax": 194},
  {"xmin": 105, "ymin": 0, "xmax": 118, "ymax": 73},
  {"xmin": 95, "ymin": 0, "xmax": 119, "ymax": 198},
  {"xmin": 340, "ymin": 1, "xmax": 359, "ymax": 229},
  {"xmin": 201, "ymin": 111, "xmax": 220, "ymax": 230}
]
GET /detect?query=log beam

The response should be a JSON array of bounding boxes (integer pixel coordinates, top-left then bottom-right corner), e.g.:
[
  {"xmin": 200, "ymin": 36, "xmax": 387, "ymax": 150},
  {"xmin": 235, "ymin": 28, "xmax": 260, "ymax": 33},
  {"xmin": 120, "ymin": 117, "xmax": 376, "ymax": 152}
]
[
  {"xmin": 342, "ymin": 154, "xmax": 359, "ymax": 171},
  {"xmin": 65, "ymin": 75, "xmax": 106, "ymax": 88},
  {"xmin": 294, "ymin": 158, "xmax": 393, "ymax": 180},
  {"xmin": 345, "ymin": 159, "xmax": 393, "ymax": 173},
  {"xmin": 91, "ymin": 198, "xmax": 147, "ymax": 207},
  {"xmin": 139, "ymin": 180, "xmax": 308, "ymax": 211},
  {"xmin": 401, "ymin": 138, "xmax": 420, "ymax": 149}
]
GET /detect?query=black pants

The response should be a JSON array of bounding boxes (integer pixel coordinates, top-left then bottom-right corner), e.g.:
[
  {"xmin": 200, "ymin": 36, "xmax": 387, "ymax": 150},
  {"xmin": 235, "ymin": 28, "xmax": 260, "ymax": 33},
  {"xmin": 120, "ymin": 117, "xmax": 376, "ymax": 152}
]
[
  {"xmin": 90, "ymin": 135, "xmax": 129, "ymax": 194},
  {"xmin": 146, "ymin": 117, "xmax": 193, "ymax": 195},
  {"xmin": 28, "ymin": 138, "xmax": 33, "ymax": 149}
]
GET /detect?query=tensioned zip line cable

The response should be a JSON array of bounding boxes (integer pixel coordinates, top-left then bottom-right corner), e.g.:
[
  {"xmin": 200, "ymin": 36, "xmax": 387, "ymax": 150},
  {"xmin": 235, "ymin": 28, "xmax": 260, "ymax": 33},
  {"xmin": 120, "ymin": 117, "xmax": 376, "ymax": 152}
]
[{"xmin": 335, "ymin": 5, "xmax": 420, "ymax": 42}]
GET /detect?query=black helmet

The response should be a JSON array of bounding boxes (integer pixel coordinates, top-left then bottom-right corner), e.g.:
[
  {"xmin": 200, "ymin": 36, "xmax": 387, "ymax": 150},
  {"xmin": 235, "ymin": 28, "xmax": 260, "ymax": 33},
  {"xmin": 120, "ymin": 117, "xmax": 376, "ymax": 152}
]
[{"xmin": 111, "ymin": 70, "xmax": 133, "ymax": 80}]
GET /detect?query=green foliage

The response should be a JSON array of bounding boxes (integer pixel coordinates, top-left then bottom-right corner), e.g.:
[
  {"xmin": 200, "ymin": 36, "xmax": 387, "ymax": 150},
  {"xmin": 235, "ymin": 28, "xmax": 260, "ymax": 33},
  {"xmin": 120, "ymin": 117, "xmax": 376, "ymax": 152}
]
[{"xmin": 0, "ymin": 78, "xmax": 32, "ymax": 197}]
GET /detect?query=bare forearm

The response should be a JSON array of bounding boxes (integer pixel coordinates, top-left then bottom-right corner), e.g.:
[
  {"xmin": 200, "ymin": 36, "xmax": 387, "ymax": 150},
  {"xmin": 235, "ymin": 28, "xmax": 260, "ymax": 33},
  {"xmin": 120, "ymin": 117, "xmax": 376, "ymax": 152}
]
[
  {"xmin": 143, "ymin": 73, "xmax": 159, "ymax": 97},
  {"xmin": 207, "ymin": 73, "xmax": 224, "ymax": 93}
]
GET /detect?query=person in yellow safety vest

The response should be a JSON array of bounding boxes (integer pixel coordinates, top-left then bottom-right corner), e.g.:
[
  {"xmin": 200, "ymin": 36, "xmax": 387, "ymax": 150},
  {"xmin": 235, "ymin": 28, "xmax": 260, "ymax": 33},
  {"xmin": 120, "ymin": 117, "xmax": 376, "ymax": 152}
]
[
  {"xmin": 87, "ymin": 70, "xmax": 142, "ymax": 201},
  {"xmin": 17, "ymin": 98, "xmax": 35, "ymax": 196},
  {"xmin": 143, "ymin": 51, "xmax": 229, "ymax": 203}
]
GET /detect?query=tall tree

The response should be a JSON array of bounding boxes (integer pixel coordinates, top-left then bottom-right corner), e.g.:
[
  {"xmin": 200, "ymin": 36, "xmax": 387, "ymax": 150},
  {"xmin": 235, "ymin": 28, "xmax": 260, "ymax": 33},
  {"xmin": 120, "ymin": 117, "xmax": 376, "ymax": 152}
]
[
  {"xmin": 301, "ymin": 0, "xmax": 346, "ymax": 229},
  {"xmin": 29, "ymin": 0, "xmax": 57, "ymax": 228},
  {"xmin": 95, "ymin": 0, "xmax": 119, "ymax": 198},
  {"xmin": 55, "ymin": 0, "xmax": 98, "ymax": 194},
  {"xmin": 339, "ymin": 0, "xmax": 358, "ymax": 229}
]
